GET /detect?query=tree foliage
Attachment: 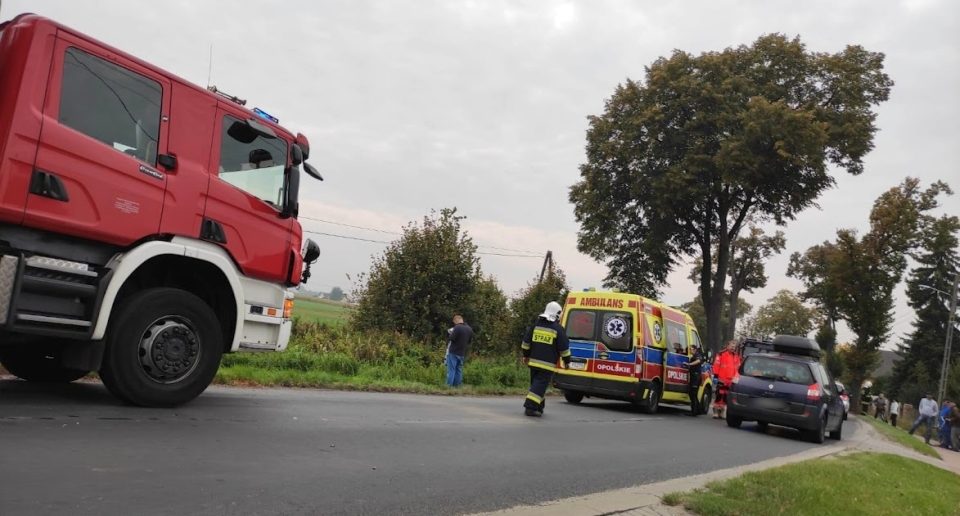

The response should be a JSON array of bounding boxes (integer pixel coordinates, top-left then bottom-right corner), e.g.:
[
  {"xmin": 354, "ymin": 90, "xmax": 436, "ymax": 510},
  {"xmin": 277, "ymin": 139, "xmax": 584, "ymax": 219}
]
[
  {"xmin": 681, "ymin": 294, "xmax": 752, "ymax": 340},
  {"xmin": 739, "ymin": 289, "xmax": 818, "ymax": 339},
  {"xmin": 789, "ymin": 178, "xmax": 952, "ymax": 411},
  {"xmin": 690, "ymin": 225, "xmax": 785, "ymax": 340},
  {"xmin": 352, "ymin": 208, "xmax": 508, "ymax": 350},
  {"xmin": 889, "ymin": 214, "xmax": 960, "ymax": 400},
  {"xmin": 570, "ymin": 34, "xmax": 892, "ymax": 353},
  {"xmin": 328, "ymin": 286, "xmax": 345, "ymax": 302},
  {"xmin": 506, "ymin": 265, "xmax": 570, "ymax": 354}
]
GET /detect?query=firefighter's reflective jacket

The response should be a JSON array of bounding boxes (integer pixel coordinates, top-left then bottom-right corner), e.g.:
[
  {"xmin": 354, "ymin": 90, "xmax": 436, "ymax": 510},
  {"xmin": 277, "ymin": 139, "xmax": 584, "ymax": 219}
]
[{"xmin": 522, "ymin": 318, "xmax": 571, "ymax": 372}]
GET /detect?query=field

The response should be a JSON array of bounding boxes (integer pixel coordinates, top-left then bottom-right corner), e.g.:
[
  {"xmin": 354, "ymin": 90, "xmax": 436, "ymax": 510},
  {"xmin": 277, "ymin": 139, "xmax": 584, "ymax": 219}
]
[{"xmin": 293, "ymin": 296, "xmax": 354, "ymax": 326}]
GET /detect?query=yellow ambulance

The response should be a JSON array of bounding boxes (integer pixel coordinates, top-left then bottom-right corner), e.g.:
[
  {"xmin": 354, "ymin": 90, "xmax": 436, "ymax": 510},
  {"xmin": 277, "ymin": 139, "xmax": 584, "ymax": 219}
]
[{"xmin": 553, "ymin": 290, "xmax": 712, "ymax": 414}]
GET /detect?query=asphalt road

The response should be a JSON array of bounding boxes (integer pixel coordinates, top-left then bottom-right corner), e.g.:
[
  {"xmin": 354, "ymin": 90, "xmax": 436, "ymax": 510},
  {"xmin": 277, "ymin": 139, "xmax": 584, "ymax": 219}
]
[{"xmin": 0, "ymin": 380, "xmax": 850, "ymax": 515}]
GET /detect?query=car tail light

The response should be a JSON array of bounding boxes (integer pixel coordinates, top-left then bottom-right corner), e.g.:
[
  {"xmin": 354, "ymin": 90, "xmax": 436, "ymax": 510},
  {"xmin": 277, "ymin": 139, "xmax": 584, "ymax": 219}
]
[
  {"xmin": 806, "ymin": 383, "xmax": 822, "ymax": 401},
  {"xmin": 283, "ymin": 299, "xmax": 294, "ymax": 319}
]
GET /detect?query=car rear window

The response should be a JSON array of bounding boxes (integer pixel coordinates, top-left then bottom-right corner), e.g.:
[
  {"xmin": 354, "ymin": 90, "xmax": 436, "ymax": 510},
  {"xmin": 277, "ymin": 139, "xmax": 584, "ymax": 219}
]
[{"xmin": 741, "ymin": 356, "xmax": 814, "ymax": 385}]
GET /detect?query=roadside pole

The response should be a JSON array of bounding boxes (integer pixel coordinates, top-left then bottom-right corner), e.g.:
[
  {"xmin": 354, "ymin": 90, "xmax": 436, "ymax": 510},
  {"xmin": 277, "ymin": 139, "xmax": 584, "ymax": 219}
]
[{"xmin": 936, "ymin": 272, "xmax": 959, "ymax": 406}]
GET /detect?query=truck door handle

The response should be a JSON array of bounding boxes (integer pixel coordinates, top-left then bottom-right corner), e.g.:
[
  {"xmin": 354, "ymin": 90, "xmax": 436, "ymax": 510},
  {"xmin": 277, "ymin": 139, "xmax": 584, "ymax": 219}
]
[{"xmin": 29, "ymin": 170, "xmax": 70, "ymax": 202}]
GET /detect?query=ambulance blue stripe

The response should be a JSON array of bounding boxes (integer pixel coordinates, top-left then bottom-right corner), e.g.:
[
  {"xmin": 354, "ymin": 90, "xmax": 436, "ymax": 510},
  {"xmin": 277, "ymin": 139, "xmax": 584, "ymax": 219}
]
[
  {"xmin": 666, "ymin": 353, "xmax": 689, "ymax": 367},
  {"xmin": 644, "ymin": 348, "xmax": 664, "ymax": 363}
]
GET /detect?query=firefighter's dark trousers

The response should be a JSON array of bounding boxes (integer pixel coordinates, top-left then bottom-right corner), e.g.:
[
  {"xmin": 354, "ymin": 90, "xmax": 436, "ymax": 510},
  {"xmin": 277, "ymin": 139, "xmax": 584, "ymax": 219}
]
[{"xmin": 524, "ymin": 367, "xmax": 553, "ymax": 412}]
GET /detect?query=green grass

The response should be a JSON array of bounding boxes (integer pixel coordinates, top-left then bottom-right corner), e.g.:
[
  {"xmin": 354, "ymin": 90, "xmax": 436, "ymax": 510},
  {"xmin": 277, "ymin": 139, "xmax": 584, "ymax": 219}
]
[
  {"xmin": 292, "ymin": 297, "xmax": 353, "ymax": 326},
  {"xmin": 663, "ymin": 452, "xmax": 960, "ymax": 516},
  {"xmin": 215, "ymin": 321, "xmax": 532, "ymax": 395},
  {"xmin": 859, "ymin": 414, "xmax": 941, "ymax": 458}
]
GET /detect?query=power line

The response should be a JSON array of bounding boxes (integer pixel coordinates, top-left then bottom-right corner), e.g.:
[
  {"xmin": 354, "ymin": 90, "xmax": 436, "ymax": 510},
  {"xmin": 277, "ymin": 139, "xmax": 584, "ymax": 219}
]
[
  {"xmin": 299, "ymin": 216, "xmax": 543, "ymax": 256},
  {"xmin": 303, "ymin": 230, "xmax": 542, "ymax": 258}
]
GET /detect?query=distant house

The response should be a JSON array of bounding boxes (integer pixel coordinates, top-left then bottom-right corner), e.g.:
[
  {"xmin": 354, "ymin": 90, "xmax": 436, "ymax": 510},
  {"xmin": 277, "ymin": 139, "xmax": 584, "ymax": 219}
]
[{"xmin": 873, "ymin": 350, "xmax": 901, "ymax": 378}]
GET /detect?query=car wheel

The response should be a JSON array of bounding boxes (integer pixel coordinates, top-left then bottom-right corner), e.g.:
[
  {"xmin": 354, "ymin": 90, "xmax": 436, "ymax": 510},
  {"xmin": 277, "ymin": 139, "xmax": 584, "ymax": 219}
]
[
  {"xmin": 808, "ymin": 415, "xmax": 827, "ymax": 444},
  {"xmin": 726, "ymin": 414, "xmax": 742, "ymax": 428},
  {"xmin": 563, "ymin": 390, "xmax": 584, "ymax": 404},
  {"xmin": 642, "ymin": 382, "xmax": 661, "ymax": 414},
  {"xmin": 757, "ymin": 421, "xmax": 769, "ymax": 433},
  {"xmin": 99, "ymin": 288, "xmax": 223, "ymax": 407},
  {"xmin": 829, "ymin": 418, "xmax": 843, "ymax": 440},
  {"xmin": 0, "ymin": 341, "xmax": 89, "ymax": 383}
]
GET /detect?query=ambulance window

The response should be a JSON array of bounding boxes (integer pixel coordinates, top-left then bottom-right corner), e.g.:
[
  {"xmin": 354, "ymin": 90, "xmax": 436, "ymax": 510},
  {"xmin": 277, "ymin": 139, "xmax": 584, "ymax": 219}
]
[
  {"xmin": 59, "ymin": 47, "xmax": 162, "ymax": 165},
  {"xmin": 691, "ymin": 330, "xmax": 702, "ymax": 350},
  {"xmin": 666, "ymin": 321, "xmax": 687, "ymax": 353},
  {"xmin": 218, "ymin": 115, "xmax": 288, "ymax": 208},
  {"xmin": 566, "ymin": 310, "xmax": 596, "ymax": 340},
  {"xmin": 601, "ymin": 312, "xmax": 632, "ymax": 352}
]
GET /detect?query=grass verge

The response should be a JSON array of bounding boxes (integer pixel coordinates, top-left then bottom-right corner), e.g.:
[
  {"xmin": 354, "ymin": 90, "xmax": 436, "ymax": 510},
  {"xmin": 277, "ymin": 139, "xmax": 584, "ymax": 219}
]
[
  {"xmin": 292, "ymin": 297, "xmax": 353, "ymax": 326},
  {"xmin": 663, "ymin": 452, "xmax": 960, "ymax": 516},
  {"xmin": 859, "ymin": 414, "xmax": 940, "ymax": 458}
]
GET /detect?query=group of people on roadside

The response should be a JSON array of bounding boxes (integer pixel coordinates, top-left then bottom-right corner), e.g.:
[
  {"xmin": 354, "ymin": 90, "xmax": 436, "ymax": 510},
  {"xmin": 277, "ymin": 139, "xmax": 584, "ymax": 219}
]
[
  {"xmin": 871, "ymin": 393, "xmax": 900, "ymax": 426},
  {"xmin": 907, "ymin": 393, "xmax": 960, "ymax": 451}
]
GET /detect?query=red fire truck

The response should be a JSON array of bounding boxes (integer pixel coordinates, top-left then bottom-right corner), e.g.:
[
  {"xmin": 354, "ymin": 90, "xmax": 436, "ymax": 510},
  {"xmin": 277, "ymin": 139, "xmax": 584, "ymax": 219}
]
[{"xmin": 0, "ymin": 14, "xmax": 323, "ymax": 406}]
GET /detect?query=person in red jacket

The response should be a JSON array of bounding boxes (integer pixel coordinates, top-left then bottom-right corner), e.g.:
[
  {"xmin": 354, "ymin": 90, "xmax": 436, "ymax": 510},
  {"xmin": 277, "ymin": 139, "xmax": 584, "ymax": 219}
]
[{"xmin": 712, "ymin": 340, "xmax": 740, "ymax": 419}]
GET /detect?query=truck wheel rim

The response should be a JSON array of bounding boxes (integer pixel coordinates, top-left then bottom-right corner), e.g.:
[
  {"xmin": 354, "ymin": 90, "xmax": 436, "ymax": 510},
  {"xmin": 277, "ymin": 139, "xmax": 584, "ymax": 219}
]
[{"xmin": 139, "ymin": 317, "xmax": 201, "ymax": 384}]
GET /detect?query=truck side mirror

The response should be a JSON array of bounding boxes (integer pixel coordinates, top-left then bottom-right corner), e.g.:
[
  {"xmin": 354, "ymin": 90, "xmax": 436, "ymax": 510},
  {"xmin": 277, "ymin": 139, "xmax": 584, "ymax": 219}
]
[
  {"xmin": 281, "ymin": 164, "xmax": 300, "ymax": 219},
  {"xmin": 291, "ymin": 144, "xmax": 304, "ymax": 166}
]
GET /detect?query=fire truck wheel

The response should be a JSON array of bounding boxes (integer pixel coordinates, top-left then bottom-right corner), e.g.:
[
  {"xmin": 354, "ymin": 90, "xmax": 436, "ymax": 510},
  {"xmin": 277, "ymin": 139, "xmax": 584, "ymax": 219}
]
[
  {"xmin": 0, "ymin": 343, "xmax": 88, "ymax": 383},
  {"xmin": 100, "ymin": 288, "xmax": 223, "ymax": 407},
  {"xmin": 563, "ymin": 390, "xmax": 584, "ymax": 404}
]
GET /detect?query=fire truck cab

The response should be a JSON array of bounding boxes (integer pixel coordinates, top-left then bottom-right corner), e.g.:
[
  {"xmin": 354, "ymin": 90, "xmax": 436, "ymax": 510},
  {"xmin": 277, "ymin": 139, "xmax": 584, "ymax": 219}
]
[
  {"xmin": 553, "ymin": 290, "xmax": 713, "ymax": 414},
  {"xmin": 0, "ymin": 14, "xmax": 322, "ymax": 406}
]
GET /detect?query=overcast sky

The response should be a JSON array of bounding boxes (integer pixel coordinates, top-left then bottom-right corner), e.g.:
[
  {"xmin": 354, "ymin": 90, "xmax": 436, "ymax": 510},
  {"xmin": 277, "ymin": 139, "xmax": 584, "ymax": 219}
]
[{"xmin": 11, "ymin": 0, "xmax": 958, "ymax": 348}]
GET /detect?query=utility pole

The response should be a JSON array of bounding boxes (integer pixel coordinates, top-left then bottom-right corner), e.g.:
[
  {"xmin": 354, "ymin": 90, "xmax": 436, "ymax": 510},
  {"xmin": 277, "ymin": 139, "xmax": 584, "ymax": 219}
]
[
  {"xmin": 936, "ymin": 272, "xmax": 959, "ymax": 406},
  {"xmin": 538, "ymin": 250, "xmax": 553, "ymax": 284}
]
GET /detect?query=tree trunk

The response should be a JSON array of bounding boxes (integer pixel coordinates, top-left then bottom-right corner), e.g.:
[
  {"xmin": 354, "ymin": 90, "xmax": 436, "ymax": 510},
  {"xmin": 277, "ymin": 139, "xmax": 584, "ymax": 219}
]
[{"xmin": 725, "ymin": 283, "xmax": 741, "ymax": 343}]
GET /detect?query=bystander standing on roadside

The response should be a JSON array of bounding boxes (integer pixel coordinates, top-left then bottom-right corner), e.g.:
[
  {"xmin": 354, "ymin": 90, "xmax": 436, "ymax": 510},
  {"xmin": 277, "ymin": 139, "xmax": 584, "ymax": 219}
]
[
  {"xmin": 888, "ymin": 399, "xmax": 900, "ymax": 428},
  {"xmin": 444, "ymin": 314, "xmax": 473, "ymax": 388},
  {"xmin": 939, "ymin": 400, "xmax": 954, "ymax": 450},
  {"xmin": 908, "ymin": 393, "xmax": 938, "ymax": 445},
  {"xmin": 949, "ymin": 402, "xmax": 960, "ymax": 452},
  {"xmin": 873, "ymin": 393, "xmax": 887, "ymax": 422}
]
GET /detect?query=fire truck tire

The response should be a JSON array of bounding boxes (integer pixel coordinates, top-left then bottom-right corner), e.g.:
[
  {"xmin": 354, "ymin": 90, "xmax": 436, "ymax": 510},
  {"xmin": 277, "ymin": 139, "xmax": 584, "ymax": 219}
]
[
  {"xmin": 99, "ymin": 288, "xmax": 223, "ymax": 407},
  {"xmin": 642, "ymin": 382, "xmax": 661, "ymax": 414},
  {"xmin": 0, "ymin": 344, "xmax": 88, "ymax": 383},
  {"xmin": 563, "ymin": 390, "xmax": 584, "ymax": 404}
]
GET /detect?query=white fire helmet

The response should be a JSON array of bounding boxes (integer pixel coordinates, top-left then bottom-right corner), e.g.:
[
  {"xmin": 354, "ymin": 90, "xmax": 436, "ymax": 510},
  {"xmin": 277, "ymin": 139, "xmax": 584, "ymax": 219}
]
[{"xmin": 540, "ymin": 301, "xmax": 563, "ymax": 322}]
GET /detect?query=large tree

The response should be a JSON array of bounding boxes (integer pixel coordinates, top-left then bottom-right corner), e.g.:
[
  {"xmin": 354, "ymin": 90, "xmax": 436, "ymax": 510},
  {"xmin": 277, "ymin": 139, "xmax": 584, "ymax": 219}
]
[
  {"xmin": 681, "ymin": 295, "xmax": 752, "ymax": 342},
  {"xmin": 889, "ymin": 215, "xmax": 960, "ymax": 400},
  {"xmin": 570, "ymin": 34, "xmax": 892, "ymax": 353},
  {"xmin": 789, "ymin": 178, "xmax": 951, "ymax": 412}
]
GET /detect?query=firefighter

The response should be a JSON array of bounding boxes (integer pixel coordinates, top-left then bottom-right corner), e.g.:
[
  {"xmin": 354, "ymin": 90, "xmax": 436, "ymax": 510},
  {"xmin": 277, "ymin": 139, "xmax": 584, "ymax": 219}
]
[
  {"xmin": 521, "ymin": 301, "xmax": 571, "ymax": 417},
  {"xmin": 686, "ymin": 343, "xmax": 706, "ymax": 417}
]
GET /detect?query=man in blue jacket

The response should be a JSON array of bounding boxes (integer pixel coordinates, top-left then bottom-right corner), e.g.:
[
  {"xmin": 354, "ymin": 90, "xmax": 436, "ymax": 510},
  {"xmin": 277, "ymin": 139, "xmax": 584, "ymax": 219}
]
[{"xmin": 521, "ymin": 301, "xmax": 571, "ymax": 417}]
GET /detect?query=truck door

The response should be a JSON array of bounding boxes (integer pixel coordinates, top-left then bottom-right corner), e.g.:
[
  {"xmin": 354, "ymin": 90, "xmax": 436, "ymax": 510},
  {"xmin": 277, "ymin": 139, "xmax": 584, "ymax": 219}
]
[
  {"xmin": 202, "ymin": 107, "xmax": 293, "ymax": 283},
  {"xmin": 29, "ymin": 36, "xmax": 170, "ymax": 245}
]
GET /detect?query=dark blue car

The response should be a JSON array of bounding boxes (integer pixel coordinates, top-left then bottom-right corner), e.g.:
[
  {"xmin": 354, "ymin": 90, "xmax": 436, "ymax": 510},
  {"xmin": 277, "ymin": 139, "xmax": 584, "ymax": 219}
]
[{"xmin": 726, "ymin": 338, "xmax": 844, "ymax": 444}]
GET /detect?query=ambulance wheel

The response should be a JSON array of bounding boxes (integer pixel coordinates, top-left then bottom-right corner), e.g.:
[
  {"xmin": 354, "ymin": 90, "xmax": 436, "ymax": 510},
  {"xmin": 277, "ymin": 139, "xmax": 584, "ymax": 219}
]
[
  {"xmin": 0, "ymin": 342, "xmax": 88, "ymax": 383},
  {"xmin": 642, "ymin": 382, "xmax": 661, "ymax": 414},
  {"xmin": 563, "ymin": 391, "xmax": 584, "ymax": 404},
  {"xmin": 99, "ymin": 288, "xmax": 223, "ymax": 407},
  {"xmin": 699, "ymin": 385, "xmax": 712, "ymax": 415}
]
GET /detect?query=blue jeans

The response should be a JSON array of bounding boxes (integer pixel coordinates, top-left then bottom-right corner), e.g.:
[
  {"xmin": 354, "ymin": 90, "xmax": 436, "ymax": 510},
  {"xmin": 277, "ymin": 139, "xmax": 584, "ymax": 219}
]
[
  {"xmin": 445, "ymin": 353, "xmax": 464, "ymax": 387},
  {"xmin": 940, "ymin": 421, "xmax": 953, "ymax": 449},
  {"xmin": 909, "ymin": 415, "xmax": 935, "ymax": 443}
]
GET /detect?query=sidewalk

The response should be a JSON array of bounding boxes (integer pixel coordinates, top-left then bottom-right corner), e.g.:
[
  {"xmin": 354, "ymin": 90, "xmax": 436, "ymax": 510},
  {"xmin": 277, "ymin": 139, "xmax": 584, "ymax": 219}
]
[{"xmin": 473, "ymin": 416, "xmax": 959, "ymax": 516}]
